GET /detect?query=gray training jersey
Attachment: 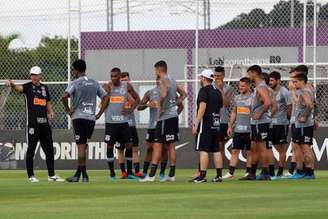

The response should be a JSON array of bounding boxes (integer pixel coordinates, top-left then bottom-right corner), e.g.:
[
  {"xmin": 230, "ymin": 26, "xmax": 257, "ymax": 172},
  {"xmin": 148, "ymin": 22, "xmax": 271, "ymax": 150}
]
[
  {"xmin": 234, "ymin": 94, "xmax": 252, "ymax": 133},
  {"xmin": 159, "ymin": 75, "xmax": 178, "ymax": 121},
  {"xmin": 251, "ymin": 80, "xmax": 271, "ymax": 124},
  {"xmin": 127, "ymin": 112, "xmax": 136, "ymax": 127},
  {"xmin": 295, "ymin": 87, "xmax": 314, "ymax": 128},
  {"xmin": 272, "ymin": 86, "xmax": 292, "ymax": 125},
  {"xmin": 290, "ymin": 89, "xmax": 301, "ymax": 124},
  {"xmin": 213, "ymin": 82, "xmax": 232, "ymax": 124},
  {"xmin": 105, "ymin": 82, "xmax": 128, "ymax": 124},
  {"xmin": 147, "ymin": 87, "xmax": 160, "ymax": 129},
  {"xmin": 65, "ymin": 76, "xmax": 106, "ymax": 121}
]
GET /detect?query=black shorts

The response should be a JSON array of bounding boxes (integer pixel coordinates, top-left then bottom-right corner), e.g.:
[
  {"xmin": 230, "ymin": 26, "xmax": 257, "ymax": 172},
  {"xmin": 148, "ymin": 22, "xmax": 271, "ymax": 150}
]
[
  {"xmin": 154, "ymin": 117, "xmax": 179, "ymax": 144},
  {"xmin": 105, "ymin": 123, "xmax": 131, "ymax": 149},
  {"xmin": 251, "ymin": 123, "xmax": 270, "ymax": 148},
  {"xmin": 269, "ymin": 125, "xmax": 289, "ymax": 145},
  {"xmin": 27, "ymin": 124, "xmax": 53, "ymax": 150},
  {"xmin": 219, "ymin": 123, "xmax": 229, "ymax": 142},
  {"xmin": 129, "ymin": 126, "xmax": 139, "ymax": 146},
  {"xmin": 232, "ymin": 132, "xmax": 251, "ymax": 151},
  {"xmin": 195, "ymin": 131, "xmax": 220, "ymax": 152},
  {"xmin": 146, "ymin": 129, "xmax": 156, "ymax": 143},
  {"xmin": 294, "ymin": 126, "xmax": 314, "ymax": 145},
  {"xmin": 291, "ymin": 124, "xmax": 298, "ymax": 143},
  {"xmin": 72, "ymin": 119, "xmax": 95, "ymax": 144}
]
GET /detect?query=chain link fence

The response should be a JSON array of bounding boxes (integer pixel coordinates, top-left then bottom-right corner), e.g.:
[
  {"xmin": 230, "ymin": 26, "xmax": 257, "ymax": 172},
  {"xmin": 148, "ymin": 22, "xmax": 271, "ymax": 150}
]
[{"xmin": 0, "ymin": 0, "xmax": 327, "ymax": 130}]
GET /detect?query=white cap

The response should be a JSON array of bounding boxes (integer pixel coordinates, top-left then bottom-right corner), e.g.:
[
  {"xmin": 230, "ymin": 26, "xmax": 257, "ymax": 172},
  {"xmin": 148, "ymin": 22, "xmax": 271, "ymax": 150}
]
[
  {"xmin": 30, "ymin": 66, "xmax": 42, "ymax": 75},
  {"xmin": 198, "ymin": 69, "xmax": 213, "ymax": 80}
]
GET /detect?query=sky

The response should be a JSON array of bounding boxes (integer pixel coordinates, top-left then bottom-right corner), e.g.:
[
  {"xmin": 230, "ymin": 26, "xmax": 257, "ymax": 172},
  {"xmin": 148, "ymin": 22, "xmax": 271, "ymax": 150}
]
[{"xmin": 1, "ymin": 0, "xmax": 327, "ymax": 48}]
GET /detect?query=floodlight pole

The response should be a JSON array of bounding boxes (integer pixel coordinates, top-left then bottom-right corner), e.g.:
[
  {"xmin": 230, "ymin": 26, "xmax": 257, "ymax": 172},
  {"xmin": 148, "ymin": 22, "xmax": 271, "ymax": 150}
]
[
  {"xmin": 195, "ymin": 0, "xmax": 199, "ymax": 95},
  {"xmin": 303, "ymin": 0, "xmax": 307, "ymax": 63},
  {"xmin": 313, "ymin": 0, "xmax": 317, "ymax": 89}
]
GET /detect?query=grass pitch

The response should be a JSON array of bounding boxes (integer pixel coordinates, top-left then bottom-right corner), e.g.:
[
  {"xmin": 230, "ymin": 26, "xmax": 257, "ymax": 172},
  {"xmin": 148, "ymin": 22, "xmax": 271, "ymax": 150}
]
[{"xmin": 0, "ymin": 169, "xmax": 328, "ymax": 219}]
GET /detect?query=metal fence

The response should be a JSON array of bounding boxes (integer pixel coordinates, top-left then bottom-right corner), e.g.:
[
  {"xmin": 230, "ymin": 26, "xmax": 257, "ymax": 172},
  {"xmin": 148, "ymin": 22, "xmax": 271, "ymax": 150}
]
[{"xmin": 0, "ymin": 0, "xmax": 328, "ymax": 129}]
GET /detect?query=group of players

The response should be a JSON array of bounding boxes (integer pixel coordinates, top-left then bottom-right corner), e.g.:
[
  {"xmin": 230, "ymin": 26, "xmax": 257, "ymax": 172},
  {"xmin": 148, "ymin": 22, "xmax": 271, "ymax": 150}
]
[
  {"xmin": 5, "ymin": 59, "xmax": 317, "ymax": 183},
  {"xmin": 192, "ymin": 64, "xmax": 317, "ymax": 183}
]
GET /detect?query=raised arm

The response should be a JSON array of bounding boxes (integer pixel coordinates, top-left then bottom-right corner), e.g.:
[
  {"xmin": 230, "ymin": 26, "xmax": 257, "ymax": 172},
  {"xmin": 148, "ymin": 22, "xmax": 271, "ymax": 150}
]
[{"xmin": 5, "ymin": 80, "xmax": 23, "ymax": 93}]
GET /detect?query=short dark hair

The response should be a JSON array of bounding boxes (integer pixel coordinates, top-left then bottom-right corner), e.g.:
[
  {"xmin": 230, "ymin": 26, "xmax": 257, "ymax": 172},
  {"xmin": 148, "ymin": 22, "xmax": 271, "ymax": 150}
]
[
  {"xmin": 214, "ymin": 66, "xmax": 225, "ymax": 73},
  {"xmin": 269, "ymin": 71, "xmax": 281, "ymax": 81},
  {"xmin": 240, "ymin": 77, "xmax": 250, "ymax": 84},
  {"xmin": 154, "ymin": 60, "xmax": 167, "ymax": 72},
  {"xmin": 294, "ymin": 65, "xmax": 308, "ymax": 75},
  {"xmin": 72, "ymin": 59, "xmax": 86, "ymax": 72},
  {"xmin": 294, "ymin": 73, "xmax": 308, "ymax": 84},
  {"xmin": 261, "ymin": 72, "xmax": 269, "ymax": 85},
  {"xmin": 247, "ymin": 65, "xmax": 262, "ymax": 75},
  {"xmin": 111, "ymin": 67, "xmax": 121, "ymax": 74},
  {"xmin": 121, "ymin": 72, "xmax": 130, "ymax": 78}
]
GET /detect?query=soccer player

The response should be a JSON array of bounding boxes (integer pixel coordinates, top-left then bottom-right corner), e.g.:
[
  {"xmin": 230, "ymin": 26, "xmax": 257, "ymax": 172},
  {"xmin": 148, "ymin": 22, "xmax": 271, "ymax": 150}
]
[
  {"xmin": 292, "ymin": 73, "xmax": 315, "ymax": 179},
  {"xmin": 213, "ymin": 66, "xmax": 233, "ymax": 162},
  {"xmin": 5, "ymin": 66, "xmax": 64, "ymax": 183},
  {"xmin": 268, "ymin": 71, "xmax": 292, "ymax": 179},
  {"xmin": 62, "ymin": 59, "xmax": 107, "ymax": 183},
  {"xmin": 96, "ymin": 67, "xmax": 139, "ymax": 180},
  {"xmin": 223, "ymin": 77, "xmax": 252, "ymax": 179},
  {"xmin": 242, "ymin": 65, "xmax": 271, "ymax": 180},
  {"xmin": 120, "ymin": 72, "xmax": 142, "ymax": 178},
  {"xmin": 140, "ymin": 60, "xmax": 186, "ymax": 182},
  {"xmin": 192, "ymin": 69, "xmax": 223, "ymax": 183}
]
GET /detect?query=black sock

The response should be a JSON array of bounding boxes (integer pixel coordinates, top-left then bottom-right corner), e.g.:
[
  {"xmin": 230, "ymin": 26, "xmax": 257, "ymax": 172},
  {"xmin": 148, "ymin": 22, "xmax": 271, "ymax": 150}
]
[
  {"xmin": 107, "ymin": 161, "xmax": 115, "ymax": 177},
  {"xmin": 305, "ymin": 167, "xmax": 313, "ymax": 176},
  {"xmin": 288, "ymin": 162, "xmax": 296, "ymax": 174},
  {"xmin": 229, "ymin": 166, "xmax": 235, "ymax": 175},
  {"xmin": 143, "ymin": 162, "xmax": 150, "ymax": 175},
  {"xmin": 277, "ymin": 166, "xmax": 284, "ymax": 176},
  {"xmin": 199, "ymin": 170, "xmax": 207, "ymax": 179},
  {"xmin": 269, "ymin": 164, "xmax": 275, "ymax": 177},
  {"xmin": 149, "ymin": 164, "xmax": 158, "ymax": 177},
  {"xmin": 246, "ymin": 167, "xmax": 251, "ymax": 174},
  {"xmin": 74, "ymin": 166, "xmax": 82, "ymax": 178},
  {"xmin": 160, "ymin": 160, "xmax": 168, "ymax": 175},
  {"xmin": 251, "ymin": 163, "xmax": 258, "ymax": 175},
  {"xmin": 168, "ymin": 165, "xmax": 175, "ymax": 177},
  {"xmin": 80, "ymin": 165, "xmax": 88, "ymax": 178},
  {"xmin": 296, "ymin": 169, "xmax": 303, "ymax": 175},
  {"xmin": 134, "ymin": 162, "xmax": 140, "ymax": 174},
  {"xmin": 262, "ymin": 167, "xmax": 269, "ymax": 176},
  {"xmin": 216, "ymin": 168, "xmax": 222, "ymax": 178},
  {"xmin": 119, "ymin": 163, "xmax": 126, "ymax": 173},
  {"xmin": 127, "ymin": 160, "xmax": 133, "ymax": 175}
]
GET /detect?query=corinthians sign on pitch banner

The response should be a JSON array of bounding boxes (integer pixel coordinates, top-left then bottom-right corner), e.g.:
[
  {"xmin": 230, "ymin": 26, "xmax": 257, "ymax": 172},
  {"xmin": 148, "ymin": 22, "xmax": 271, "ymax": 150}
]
[{"xmin": 0, "ymin": 128, "xmax": 328, "ymax": 169}]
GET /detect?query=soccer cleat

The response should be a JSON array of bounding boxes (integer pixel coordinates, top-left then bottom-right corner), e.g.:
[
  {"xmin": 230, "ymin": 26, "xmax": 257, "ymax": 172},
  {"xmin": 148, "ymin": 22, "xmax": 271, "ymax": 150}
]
[
  {"xmin": 134, "ymin": 172, "xmax": 144, "ymax": 178},
  {"xmin": 82, "ymin": 177, "xmax": 89, "ymax": 183},
  {"xmin": 188, "ymin": 176, "xmax": 199, "ymax": 182},
  {"xmin": 127, "ymin": 174, "xmax": 139, "ymax": 180},
  {"xmin": 256, "ymin": 173, "xmax": 264, "ymax": 180},
  {"xmin": 139, "ymin": 175, "xmax": 155, "ymax": 182},
  {"xmin": 222, "ymin": 172, "xmax": 234, "ymax": 179},
  {"xmin": 257, "ymin": 174, "xmax": 271, "ymax": 181},
  {"xmin": 303, "ymin": 174, "xmax": 316, "ymax": 180},
  {"xmin": 164, "ymin": 176, "xmax": 175, "ymax": 182},
  {"xmin": 120, "ymin": 172, "xmax": 128, "ymax": 179},
  {"xmin": 66, "ymin": 176, "xmax": 80, "ymax": 183},
  {"xmin": 48, "ymin": 175, "xmax": 65, "ymax": 182},
  {"xmin": 281, "ymin": 172, "xmax": 293, "ymax": 179},
  {"xmin": 28, "ymin": 176, "xmax": 39, "ymax": 183},
  {"xmin": 239, "ymin": 173, "xmax": 256, "ymax": 180},
  {"xmin": 270, "ymin": 175, "xmax": 282, "ymax": 180},
  {"xmin": 193, "ymin": 177, "xmax": 207, "ymax": 183},
  {"xmin": 159, "ymin": 173, "xmax": 166, "ymax": 182},
  {"xmin": 108, "ymin": 175, "xmax": 116, "ymax": 181},
  {"xmin": 212, "ymin": 176, "xmax": 223, "ymax": 183},
  {"xmin": 287, "ymin": 172, "xmax": 305, "ymax": 180}
]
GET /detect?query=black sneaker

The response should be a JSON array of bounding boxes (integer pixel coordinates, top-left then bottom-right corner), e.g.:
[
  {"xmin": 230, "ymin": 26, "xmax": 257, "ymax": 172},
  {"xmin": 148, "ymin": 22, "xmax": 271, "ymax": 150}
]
[
  {"xmin": 239, "ymin": 173, "xmax": 256, "ymax": 180},
  {"xmin": 82, "ymin": 177, "xmax": 89, "ymax": 183},
  {"xmin": 212, "ymin": 176, "xmax": 223, "ymax": 183},
  {"xmin": 66, "ymin": 176, "xmax": 80, "ymax": 183},
  {"xmin": 188, "ymin": 175, "xmax": 199, "ymax": 182},
  {"xmin": 193, "ymin": 177, "xmax": 207, "ymax": 183},
  {"xmin": 257, "ymin": 174, "xmax": 271, "ymax": 181}
]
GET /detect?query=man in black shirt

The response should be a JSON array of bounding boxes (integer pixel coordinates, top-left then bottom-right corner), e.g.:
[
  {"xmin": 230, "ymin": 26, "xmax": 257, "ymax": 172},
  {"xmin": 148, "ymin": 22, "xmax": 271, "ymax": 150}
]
[
  {"xmin": 192, "ymin": 69, "xmax": 223, "ymax": 183},
  {"xmin": 5, "ymin": 66, "xmax": 63, "ymax": 183}
]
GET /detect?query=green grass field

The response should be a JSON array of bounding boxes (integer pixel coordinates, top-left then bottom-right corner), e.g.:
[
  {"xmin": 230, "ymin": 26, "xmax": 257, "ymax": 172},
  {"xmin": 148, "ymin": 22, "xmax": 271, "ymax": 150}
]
[{"xmin": 0, "ymin": 170, "xmax": 328, "ymax": 219}]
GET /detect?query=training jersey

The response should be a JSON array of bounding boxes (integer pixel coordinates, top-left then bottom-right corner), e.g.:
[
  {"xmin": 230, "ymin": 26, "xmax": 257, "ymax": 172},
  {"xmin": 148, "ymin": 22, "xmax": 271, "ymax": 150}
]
[
  {"xmin": 295, "ymin": 87, "xmax": 314, "ymax": 128},
  {"xmin": 127, "ymin": 113, "xmax": 136, "ymax": 127},
  {"xmin": 105, "ymin": 82, "xmax": 129, "ymax": 124},
  {"xmin": 65, "ymin": 76, "xmax": 106, "ymax": 121},
  {"xmin": 251, "ymin": 80, "xmax": 271, "ymax": 125},
  {"xmin": 234, "ymin": 93, "xmax": 252, "ymax": 133},
  {"xmin": 271, "ymin": 86, "xmax": 292, "ymax": 126},
  {"xmin": 159, "ymin": 75, "xmax": 178, "ymax": 121},
  {"xmin": 146, "ymin": 87, "xmax": 160, "ymax": 129},
  {"xmin": 212, "ymin": 82, "xmax": 232, "ymax": 124}
]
